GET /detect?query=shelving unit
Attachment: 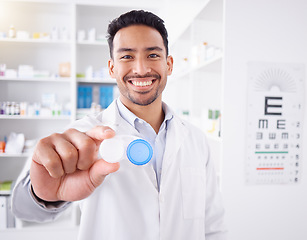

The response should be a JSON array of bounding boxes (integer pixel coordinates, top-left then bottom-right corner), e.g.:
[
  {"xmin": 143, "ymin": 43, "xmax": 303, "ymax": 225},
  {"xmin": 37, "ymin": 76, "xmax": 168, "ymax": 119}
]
[
  {"xmin": 77, "ymin": 78, "xmax": 116, "ymax": 83},
  {"xmin": 169, "ymin": 53, "xmax": 222, "ymax": 82},
  {"xmin": 0, "ymin": 1, "xmax": 159, "ymax": 238},
  {"xmin": 0, "ymin": 2, "xmax": 76, "ymax": 237},
  {"xmin": 74, "ymin": 4, "xmax": 124, "ymax": 116},
  {"xmin": 0, "ymin": 38, "xmax": 72, "ymax": 44},
  {"xmin": 77, "ymin": 40, "xmax": 107, "ymax": 45},
  {"xmin": 0, "ymin": 115, "xmax": 71, "ymax": 120},
  {"xmin": 0, "ymin": 76, "xmax": 72, "ymax": 82},
  {"xmin": 0, "ymin": 1, "xmax": 74, "ymax": 164},
  {"xmin": 163, "ymin": 0, "xmax": 224, "ymax": 175},
  {"xmin": 0, "ymin": 153, "xmax": 30, "ymax": 158}
]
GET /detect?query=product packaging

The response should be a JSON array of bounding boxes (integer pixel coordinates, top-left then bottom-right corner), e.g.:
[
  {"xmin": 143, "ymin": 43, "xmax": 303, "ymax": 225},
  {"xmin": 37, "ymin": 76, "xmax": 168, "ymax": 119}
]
[{"xmin": 59, "ymin": 62, "xmax": 71, "ymax": 77}]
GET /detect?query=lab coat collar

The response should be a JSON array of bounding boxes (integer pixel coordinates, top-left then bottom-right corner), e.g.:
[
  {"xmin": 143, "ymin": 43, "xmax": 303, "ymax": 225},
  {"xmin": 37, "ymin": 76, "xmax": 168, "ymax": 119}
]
[
  {"xmin": 98, "ymin": 99, "xmax": 140, "ymax": 137},
  {"xmin": 116, "ymin": 98, "xmax": 174, "ymax": 133},
  {"xmin": 100, "ymin": 99, "xmax": 188, "ymax": 159},
  {"xmin": 116, "ymin": 98, "xmax": 137, "ymax": 129}
]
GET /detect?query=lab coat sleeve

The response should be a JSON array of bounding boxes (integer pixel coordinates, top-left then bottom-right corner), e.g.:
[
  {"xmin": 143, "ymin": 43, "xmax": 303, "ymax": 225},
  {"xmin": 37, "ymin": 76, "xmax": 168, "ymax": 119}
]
[
  {"xmin": 205, "ymin": 140, "xmax": 227, "ymax": 240},
  {"xmin": 11, "ymin": 157, "xmax": 71, "ymax": 222}
]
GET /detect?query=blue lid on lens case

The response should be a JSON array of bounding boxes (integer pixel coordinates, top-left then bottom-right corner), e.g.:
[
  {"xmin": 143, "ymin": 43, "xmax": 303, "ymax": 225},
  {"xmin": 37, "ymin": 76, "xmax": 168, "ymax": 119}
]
[{"xmin": 126, "ymin": 139, "xmax": 153, "ymax": 165}]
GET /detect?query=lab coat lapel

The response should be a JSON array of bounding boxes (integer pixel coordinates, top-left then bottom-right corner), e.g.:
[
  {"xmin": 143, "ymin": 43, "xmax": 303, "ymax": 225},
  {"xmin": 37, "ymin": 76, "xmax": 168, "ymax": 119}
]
[
  {"xmin": 162, "ymin": 116, "xmax": 189, "ymax": 172},
  {"xmin": 102, "ymin": 101, "xmax": 159, "ymax": 190}
]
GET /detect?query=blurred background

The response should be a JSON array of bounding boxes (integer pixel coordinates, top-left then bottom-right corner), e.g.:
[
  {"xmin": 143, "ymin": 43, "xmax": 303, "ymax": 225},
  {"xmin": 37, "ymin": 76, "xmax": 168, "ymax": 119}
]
[{"xmin": 0, "ymin": 0, "xmax": 306, "ymax": 239}]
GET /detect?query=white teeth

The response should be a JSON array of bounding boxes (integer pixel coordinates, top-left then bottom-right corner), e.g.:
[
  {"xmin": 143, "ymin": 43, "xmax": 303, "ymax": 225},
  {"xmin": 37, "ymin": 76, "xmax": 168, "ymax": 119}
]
[{"xmin": 132, "ymin": 80, "xmax": 153, "ymax": 86}]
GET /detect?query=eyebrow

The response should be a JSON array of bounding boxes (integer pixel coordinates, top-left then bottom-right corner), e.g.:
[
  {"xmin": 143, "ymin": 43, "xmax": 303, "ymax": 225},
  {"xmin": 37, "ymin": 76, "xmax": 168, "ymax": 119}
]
[
  {"xmin": 146, "ymin": 46, "xmax": 163, "ymax": 52},
  {"xmin": 117, "ymin": 48, "xmax": 135, "ymax": 53},
  {"xmin": 116, "ymin": 46, "xmax": 163, "ymax": 53}
]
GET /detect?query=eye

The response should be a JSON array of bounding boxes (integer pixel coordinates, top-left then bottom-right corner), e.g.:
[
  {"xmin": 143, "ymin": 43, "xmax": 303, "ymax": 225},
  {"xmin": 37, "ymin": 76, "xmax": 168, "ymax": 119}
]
[
  {"xmin": 148, "ymin": 53, "xmax": 159, "ymax": 58},
  {"xmin": 121, "ymin": 55, "xmax": 133, "ymax": 60}
]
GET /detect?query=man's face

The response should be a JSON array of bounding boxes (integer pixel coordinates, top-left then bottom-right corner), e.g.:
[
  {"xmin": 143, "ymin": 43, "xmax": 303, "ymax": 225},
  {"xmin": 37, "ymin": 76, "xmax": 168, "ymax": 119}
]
[{"xmin": 108, "ymin": 25, "xmax": 173, "ymax": 106}]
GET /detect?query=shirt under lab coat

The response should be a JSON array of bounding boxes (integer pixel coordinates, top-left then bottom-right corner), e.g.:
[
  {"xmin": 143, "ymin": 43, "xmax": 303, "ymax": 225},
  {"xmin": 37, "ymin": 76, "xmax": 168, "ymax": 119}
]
[{"xmin": 12, "ymin": 100, "xmax": 227, "ymax": 240}]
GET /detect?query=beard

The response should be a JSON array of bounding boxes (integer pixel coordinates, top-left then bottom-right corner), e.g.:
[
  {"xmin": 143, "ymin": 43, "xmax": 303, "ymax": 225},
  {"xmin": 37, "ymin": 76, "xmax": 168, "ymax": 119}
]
[
  {"xmin": 128, "ymin": 89, "xmax": 160, "ymax": 106},
  {"xmin": 120, "ymin": 73, "xmax": 163, "ymax": 106},
  {"xmin": 123, "ymin": 73, "xmax": 161, "ymax": 82}
]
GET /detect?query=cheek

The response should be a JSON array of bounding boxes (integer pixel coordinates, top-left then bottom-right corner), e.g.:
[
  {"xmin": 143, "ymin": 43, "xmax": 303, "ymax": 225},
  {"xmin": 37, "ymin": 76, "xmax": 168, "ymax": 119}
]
[
  {"xmin": 111, "ymin": 67, "xmax": 124, "ymax": 81},
  {"xmin": 115, "ymin": 64, "xmax": 131, "ymax": 79},
  {"xmin": 160, "ymin": 65, "xmax": 170, "ymax": 77},
  {"xmin": 151, "ymin": 62, "xmax": 167, "ymax": 74}
]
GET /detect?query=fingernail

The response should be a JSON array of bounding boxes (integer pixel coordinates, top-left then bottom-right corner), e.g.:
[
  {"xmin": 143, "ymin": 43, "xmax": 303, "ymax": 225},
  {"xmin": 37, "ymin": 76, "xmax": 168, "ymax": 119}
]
[{"xmin": 104, "ymin": 129, "xmax": 113, "ymax": 133}]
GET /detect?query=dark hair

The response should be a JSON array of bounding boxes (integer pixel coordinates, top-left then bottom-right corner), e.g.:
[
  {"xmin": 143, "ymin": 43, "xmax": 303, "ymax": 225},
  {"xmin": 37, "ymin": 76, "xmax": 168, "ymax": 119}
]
[{"xmin": 107, "ymin": 10, "xmax": 169, "ymax": 59}]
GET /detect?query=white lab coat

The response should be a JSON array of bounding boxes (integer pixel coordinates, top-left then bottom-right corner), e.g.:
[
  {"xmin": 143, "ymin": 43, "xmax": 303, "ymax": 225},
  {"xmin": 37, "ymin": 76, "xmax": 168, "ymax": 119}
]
[{"xmin": 12, "ymin": 100, "xmax": 227, "ymax": 240}]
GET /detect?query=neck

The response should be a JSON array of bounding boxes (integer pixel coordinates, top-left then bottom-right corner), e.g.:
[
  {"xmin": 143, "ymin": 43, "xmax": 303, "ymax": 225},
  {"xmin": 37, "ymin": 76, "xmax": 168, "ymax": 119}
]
[{"xmin": 120, "ymin": 96, "xmax": 164, "ymax": 134}]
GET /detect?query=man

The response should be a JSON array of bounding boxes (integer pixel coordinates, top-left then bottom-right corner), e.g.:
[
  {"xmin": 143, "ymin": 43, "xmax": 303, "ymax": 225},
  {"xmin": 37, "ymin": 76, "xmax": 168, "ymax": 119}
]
[{"xmin": 12, "ymin": 10, "xmax": 227, "ymax": 240}]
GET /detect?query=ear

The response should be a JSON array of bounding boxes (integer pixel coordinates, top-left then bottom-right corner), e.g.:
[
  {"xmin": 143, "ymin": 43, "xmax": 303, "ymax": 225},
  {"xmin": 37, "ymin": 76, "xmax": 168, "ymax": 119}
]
[
  {"xmin": 166, "ymin": 55, "xmax": 174, "ymax": 76},
  {"xmin": 108, "ymin": 59, "xmax": 116, "ymax": 78}
]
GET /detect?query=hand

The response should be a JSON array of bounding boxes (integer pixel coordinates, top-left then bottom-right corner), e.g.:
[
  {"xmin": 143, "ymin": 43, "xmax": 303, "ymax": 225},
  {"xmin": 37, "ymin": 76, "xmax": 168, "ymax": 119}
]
[{"xmin": 30, "ymin": 126, "xmax": 120, "ymax": 202}]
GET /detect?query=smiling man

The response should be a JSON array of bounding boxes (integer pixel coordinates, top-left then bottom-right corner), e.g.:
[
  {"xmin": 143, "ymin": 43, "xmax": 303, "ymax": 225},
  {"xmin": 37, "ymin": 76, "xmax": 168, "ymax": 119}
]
[
  {"xmin": 12, "ymin": 10, "xmax": 227, "ymax": 240},
  {"xmin": 108, "ymin": 23, "xmax": 173, "ymax": 133}
]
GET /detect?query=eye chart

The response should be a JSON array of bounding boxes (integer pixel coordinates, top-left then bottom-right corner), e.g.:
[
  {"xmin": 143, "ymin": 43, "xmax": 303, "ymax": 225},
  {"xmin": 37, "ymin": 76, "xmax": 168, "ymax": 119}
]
[{"xmin": 246, "ymin": 62, "xmax": 304, "ymax": 184}]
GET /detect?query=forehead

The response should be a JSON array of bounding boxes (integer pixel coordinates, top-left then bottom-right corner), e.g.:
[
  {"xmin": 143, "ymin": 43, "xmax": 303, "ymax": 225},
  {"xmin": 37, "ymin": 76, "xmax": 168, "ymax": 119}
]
[{"xmin": 113, "ymin": 25, "xmax": 165, "ymax": 53}]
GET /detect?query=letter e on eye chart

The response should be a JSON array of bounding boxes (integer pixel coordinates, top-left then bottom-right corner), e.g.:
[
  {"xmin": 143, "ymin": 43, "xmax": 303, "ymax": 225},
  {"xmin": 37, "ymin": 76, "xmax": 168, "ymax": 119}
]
[{"xmin": 245, "ymin": 62, "xmax": 304, "ymax": 185}]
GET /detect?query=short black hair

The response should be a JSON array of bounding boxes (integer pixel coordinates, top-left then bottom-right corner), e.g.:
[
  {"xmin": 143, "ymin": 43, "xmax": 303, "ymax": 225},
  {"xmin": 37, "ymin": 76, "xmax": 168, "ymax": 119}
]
[{"xmin": 107, "ymin": 10, "xmax": 169, "ymax": 59}]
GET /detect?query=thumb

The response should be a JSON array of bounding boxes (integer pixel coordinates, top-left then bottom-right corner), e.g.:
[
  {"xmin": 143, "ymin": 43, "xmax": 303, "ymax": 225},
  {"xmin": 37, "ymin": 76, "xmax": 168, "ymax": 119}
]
[{"xmin": 89, "ymin": 160, "xmax": 120, "ymax": 188}]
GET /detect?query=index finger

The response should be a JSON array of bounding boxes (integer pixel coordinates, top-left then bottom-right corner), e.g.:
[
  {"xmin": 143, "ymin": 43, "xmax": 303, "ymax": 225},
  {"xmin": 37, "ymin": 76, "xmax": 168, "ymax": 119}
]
[{"xmin": 86, "ymin": 126, "xmax": 116, "ymax": 146}]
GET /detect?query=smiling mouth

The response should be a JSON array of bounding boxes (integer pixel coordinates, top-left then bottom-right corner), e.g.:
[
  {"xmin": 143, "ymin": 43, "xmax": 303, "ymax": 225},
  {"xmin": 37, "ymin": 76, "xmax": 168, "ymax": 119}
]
[
  {"xmin": 124, "ymin": 74, "xmax": 160, "ymax": 88},
  {"xmin": 131, "ymin": 80, "xmax": 153, "ymax": 87}
]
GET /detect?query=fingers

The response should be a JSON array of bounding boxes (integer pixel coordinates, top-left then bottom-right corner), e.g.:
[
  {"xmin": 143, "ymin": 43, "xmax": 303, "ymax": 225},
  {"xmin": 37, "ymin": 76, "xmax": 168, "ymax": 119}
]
[
  {"xmin": 33, "ymin": 126, "xmax": 116, "ymax": 179},
  {"xmin": 53, "ymin": 135, "xmax": 78, "ymax": 174},
  {"xmin": 67, "ymin": 126, "xmax": 115, "ymax": 170},
  {"xmin": 86, "ymin": 125, "xmax": 115, "ymax": 143},
  {"xmin": 63, "ymin": 128, "xmax": 96, "ymax": 171},
  {"xmin": 89, "ymin": 160, "xmax": 120, "ymax": 188},
  {"xmin": 33, "ymin": 136, "xmax": 65, "ymax": 178}
]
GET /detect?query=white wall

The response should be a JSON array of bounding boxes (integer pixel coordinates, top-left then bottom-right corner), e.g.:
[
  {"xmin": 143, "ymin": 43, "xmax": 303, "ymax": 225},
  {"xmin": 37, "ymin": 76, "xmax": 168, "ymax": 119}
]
[{"xmin": 222, "ymin": 0, "xmax": 307, "ymax": 240}]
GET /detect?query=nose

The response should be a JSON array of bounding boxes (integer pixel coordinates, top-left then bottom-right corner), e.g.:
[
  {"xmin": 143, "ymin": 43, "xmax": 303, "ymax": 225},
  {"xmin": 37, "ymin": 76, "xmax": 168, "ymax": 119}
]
[{"xmin": 132, "ymin": 58, "xmax": 151, "ymax": 75}]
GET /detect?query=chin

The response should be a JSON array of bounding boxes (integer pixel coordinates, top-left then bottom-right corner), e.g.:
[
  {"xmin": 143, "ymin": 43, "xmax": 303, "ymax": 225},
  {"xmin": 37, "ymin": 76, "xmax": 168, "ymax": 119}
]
[{"xmin": 130, "ymin": 95, "xmax": 158, "ymax": 106}]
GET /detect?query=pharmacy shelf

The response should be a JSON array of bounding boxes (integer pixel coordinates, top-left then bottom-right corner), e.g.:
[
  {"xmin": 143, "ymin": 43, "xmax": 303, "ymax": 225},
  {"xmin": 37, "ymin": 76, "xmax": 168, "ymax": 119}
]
[
  {"xmin": 0, "ymin": 115, "xmax": 71, "ymax": 120},
  {"xmin": 0, "ymin": 77, "xmax": 71, "ymax": 83},
  {"xmin": 0, "ymin": 153, "xmax": 30, "ymax": 158},
  {"xmin": 164, "ymin": 0, "xmax": 224, "ymax": 178},
  {"xmin": 206, "ymin": 134, "xmax": 222, "ymax": 143},
  {"xmin": 76, "ymin": 108, "xmax": 106, "ymax": 119},
  {"xmin": 188, "ymin": 54, "xmax": 222, "ymax": 73},
  {"xmin": 0, "ymin": 38, "xmax": 72, "ymax": 44},
  {"xmin": 1, "ymin": 204, "xmax": 80, "ymax": 238},
  {"xmin": 166, "ymin": 0, "xmax": 224, "ymax": 119},
  {"xmin": 0, "ymin": 1, "xmax": 158, "ymax": 239},
  {"xmin": 170, "ymin": 53, "xmax": 223, "ymax": 81},
  {"xmin": 77, "ymin": 78, "xmax": 116, "ymax": 84},
  {"xmin": 183, "ymin": 115, "xmax": 222, "ymax": 142},
  {"xmin": 77, "ymin": 40, "xmax": 108, "ymax": 46}
]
